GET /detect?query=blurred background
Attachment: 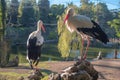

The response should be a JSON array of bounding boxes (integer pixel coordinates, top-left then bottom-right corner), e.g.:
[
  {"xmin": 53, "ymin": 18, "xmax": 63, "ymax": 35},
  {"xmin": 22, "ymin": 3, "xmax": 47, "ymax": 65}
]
[{"xmin": 0, "ymin": 0, "xmax": 120, "ymax": 65}]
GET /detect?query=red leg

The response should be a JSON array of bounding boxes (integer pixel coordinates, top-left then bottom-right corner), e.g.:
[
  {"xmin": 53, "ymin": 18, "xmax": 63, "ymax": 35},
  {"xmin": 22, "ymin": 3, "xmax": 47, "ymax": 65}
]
[
  {"xmin": 83, "ymin": 37, "xmax": 90, "ymax": 60},
  {"xmin": 81, "ymin": 38, "xmax": 84, "ymax": 60},
  {"xmin": 79, "ymin": 33, "xmax": 85, "ymax": 60}
]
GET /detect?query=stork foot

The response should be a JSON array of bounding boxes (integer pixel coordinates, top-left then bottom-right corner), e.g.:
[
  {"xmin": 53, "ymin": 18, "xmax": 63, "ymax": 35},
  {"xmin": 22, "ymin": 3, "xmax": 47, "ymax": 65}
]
[
  {"xmin": 74, "ymin": 55, "xmax": 87, "ymax": 66},
  {"xmin": 74, "ymin": 59, "xmax": 90, "ymax": 66},
  {"xmin": 74, "ymin": 59, "xmax": 83, "ymax": 66}
]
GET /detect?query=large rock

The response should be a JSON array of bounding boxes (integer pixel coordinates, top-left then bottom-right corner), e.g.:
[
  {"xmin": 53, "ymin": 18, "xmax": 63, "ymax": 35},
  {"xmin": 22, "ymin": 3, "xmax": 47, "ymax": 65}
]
[
  {"xmin": 61, "ymin": 70, "xmax": 92, "ymax": 80},
  {"xmin": 75, "ymin": 60, "xmax": 98, "ymax": 80},
  {"xmin": 49, "ymin": 73, "xmax": 61, "ymax": 80},
  {"xmin": 49, "ymin": 60, "xmax": 98, "ymax": 80}
]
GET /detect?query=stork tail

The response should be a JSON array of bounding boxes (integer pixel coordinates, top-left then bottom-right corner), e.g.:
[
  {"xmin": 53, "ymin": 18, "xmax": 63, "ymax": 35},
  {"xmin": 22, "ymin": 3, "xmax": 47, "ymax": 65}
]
[{"xmin": 91, "ymin": 20, "xmax": 109, "ymax": 44}]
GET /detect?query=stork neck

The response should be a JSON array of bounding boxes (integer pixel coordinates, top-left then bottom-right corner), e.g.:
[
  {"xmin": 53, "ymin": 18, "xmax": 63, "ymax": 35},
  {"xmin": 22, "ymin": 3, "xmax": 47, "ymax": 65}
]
[
  {"xmin": 37, "ymin": 26, "xmax": 41, "ymax": 31},
  {"xmin": 36, "ymin": 30, "xmax": 41, "ymax": 35},
  {"xmin": 37, "ymin": 21, "xmax": 42, "ymax": 31}
]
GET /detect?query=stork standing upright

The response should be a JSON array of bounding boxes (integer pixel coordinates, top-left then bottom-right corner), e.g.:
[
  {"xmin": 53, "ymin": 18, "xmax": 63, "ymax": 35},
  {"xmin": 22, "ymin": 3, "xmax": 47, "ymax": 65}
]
[
  {"xmin": 63, "ymin": 8, "xmax": 109, "ymax": 60},
  {"xmin": 27, "ymin": 20, "xmax": 45, "ymax": 69}
]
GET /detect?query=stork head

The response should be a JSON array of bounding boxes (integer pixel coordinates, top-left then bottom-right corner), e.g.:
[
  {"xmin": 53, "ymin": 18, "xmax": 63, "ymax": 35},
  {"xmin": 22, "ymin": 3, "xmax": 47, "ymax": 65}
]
[
  {"xmin": 37, "ymin": 20, "xmax": 45, "ymax": 32},
  {"xmin": 64, "ymin": 8, "xmax": 74, "ymax": 24}
]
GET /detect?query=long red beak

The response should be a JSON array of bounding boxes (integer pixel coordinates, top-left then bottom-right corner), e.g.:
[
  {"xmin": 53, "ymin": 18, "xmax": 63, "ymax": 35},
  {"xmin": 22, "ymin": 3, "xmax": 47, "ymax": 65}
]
[
  {"xmin": 63, "ymin": 13, "xmax": 69, "ymax": 24},
  {"xmin": 41, "ymin": 25, "xmax": 46, "ymax": 32}
]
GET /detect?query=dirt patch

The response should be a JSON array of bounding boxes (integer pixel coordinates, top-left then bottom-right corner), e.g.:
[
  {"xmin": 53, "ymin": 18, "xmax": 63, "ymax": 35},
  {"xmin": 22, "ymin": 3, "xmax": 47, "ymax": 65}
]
[{"xmin": 92, "ymin": 59, "xmax": 120, "ymax": 80}]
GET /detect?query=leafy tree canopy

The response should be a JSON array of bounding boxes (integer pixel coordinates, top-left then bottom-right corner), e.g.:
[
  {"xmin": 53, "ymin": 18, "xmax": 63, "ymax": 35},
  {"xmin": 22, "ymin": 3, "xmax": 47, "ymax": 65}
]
[{"xmin": 108, "ymin": 12, "xmax": 120, "ymax": 37}]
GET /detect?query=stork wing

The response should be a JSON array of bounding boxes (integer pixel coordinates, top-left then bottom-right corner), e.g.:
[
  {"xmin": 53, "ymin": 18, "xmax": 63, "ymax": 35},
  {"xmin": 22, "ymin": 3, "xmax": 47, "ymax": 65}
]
[
  {"xmin": 28, "ymin": 37, "xmax": 37, "ymax": 47},
  {"xmin": 68, "ymin": 15, "xmax": 93, "ymax": 28},
  {"xmin": 27, "ymin": 31, "xmax": 37, "ymax": 47}
]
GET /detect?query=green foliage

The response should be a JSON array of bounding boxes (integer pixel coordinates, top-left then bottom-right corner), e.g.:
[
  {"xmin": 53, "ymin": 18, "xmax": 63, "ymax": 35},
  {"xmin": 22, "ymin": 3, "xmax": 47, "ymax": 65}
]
[
  {"xmin": 18, "ymin": 0, "xmax": 23, "ymax": 17},
  {"xmin": 7, "ymin": 0, "xmax": 19, "ymax": 24},
  {"xmin": 79, "ymin": 0, "xmax": 94, "ymax": 17},
  {"xmin": 50, "ymin": 4, "xmax": 65, "ymax": 18},
  {"xmin": 57, "ymin": 10, "xmax": 71, "ymax": 57},
  {"xmin": 0, "ymin": 0, "xmax": 6, "ymax": 35},
  {"xmin": 38, "ymin": 0, "xmax": 50, "ymax": 23},
  {"xmin": 108, "ymin": 12, "xmax": 120, "ymax": 37},
  {"xmin": 0, "ymin": 2, "xmax": 2, "ymax": 28},
  {"xmin": 6, "ymin": 27, "xmax": 34, "ymax": 44},
  {"xmin": 48, "ymin": 30, "xmax": 57, "ymax": 39},
  {"xmin": 94, "ymin": 3, "xmax": 112, "ymax": 22},
  {"xmin": 58, "ymin": 28, "xmax": 72, "ymax": 58},
  {"xmin": 19, "ymin": 0, "xmax": 36, "ymax": 26}
]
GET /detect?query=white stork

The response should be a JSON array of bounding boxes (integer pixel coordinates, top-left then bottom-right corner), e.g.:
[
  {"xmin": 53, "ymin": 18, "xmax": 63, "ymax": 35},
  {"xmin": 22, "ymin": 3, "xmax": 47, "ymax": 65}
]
[
  {"xmin": 63, "ymin": 8, "xmax": 109, "ymax": 60},
  {"xmin": 26, "ymin": 20, "xmax": 45, "ymax": 69}
]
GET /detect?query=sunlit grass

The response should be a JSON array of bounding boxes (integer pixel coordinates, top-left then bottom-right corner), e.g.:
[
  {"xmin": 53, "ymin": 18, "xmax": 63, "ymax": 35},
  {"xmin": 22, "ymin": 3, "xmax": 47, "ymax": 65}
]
[
  {"xmin": 0, "ymin": 72, "xmax": 28, "ymax": 77},
  {"xmin": 0, "ymin": 72, "xmax": 29, "ymax": 80},
  {"xmin": 41, "ymin": 76, "xmax": 49, "ymax": 80},
  {"xmin": 0, "ymin": 62, "xmax": 53, "ymax": 80}
]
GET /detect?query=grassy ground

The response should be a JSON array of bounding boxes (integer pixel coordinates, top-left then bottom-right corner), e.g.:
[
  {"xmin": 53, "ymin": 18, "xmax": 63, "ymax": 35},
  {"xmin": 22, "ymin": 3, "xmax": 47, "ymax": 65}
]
[
  {"xmin": 0, "ymin": 62, "xmax": 51, "ymax": 80},
  {"xmin": 0, "ymin": 59, "xmax": 120, "ymax": 80},
  {"xmin": 1, "ymin": 43, "xmax": 117, "ymax": 80},
  {"xmin": 0, "ymin": 61, "xmax": 60, "ymax": 80},
  {"xmin": 0, "ymin": 72, "xmax": 28, "ymax": 80}
]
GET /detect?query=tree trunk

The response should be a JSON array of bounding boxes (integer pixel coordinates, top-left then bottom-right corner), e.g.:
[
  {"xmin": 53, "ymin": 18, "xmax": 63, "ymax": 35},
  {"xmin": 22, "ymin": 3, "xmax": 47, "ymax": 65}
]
[
  {"xmin": 0, "ymin": 0, "xmax": 10, "ymax": 67},
  {"xmin": 1, "ymin": 0, "xmax": 6, "ymax": 37},
  {"xmin": 0, "ymin": 41, "xmax": 10, "ymax": 67}
]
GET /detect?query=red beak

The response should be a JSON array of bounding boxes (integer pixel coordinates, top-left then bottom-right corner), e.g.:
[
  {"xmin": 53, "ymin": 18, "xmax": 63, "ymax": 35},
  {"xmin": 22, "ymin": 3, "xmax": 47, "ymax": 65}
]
[
  {"xmin": 63, "ymin": 13, "xmax": 69, "ymax": 24},
  {"xmin": 41, "ymin": 25, "xmax": 46, "ymax": 32}
]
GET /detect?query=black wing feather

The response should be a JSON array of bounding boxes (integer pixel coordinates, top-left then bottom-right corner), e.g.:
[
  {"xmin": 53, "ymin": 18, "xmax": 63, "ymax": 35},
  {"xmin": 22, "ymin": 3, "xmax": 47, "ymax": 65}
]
[
  {"xmin": 27, "ymin": 37, "xmax": 42, "ymax": 60},
  {"xmin": 28, "ymin": 37, "xmax": 37, "ymax": 47},
  {"xmin": 77, "ymin": 20, "xmax": 109, "ymax": 44}
]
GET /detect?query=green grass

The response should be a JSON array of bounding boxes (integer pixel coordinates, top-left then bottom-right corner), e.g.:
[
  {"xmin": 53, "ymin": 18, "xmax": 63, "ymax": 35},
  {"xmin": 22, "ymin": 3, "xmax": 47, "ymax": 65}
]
[
  {"xmin": 0, "ymin": 72, "xmax": 50, "ymax": 80},
  {"xmin": 0, "ymin": 61, "xmax": 56, "ymax": 80},
  {"xmin": 0, "ymin": 61, "xmax": 54, "ymax": 80},
  {"xmin": 0, "ymin": 72, "xmax": 29, "ymax": 80}
]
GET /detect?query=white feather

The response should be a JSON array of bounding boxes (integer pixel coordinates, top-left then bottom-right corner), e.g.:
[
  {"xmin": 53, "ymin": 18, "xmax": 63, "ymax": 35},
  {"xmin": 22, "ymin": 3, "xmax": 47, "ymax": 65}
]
[
  {"xmin": 36, "ymin": 31, "xmax": 44, "ymax": 46},
  {"xmin": 66, "ymin": 21, "xmax": 75, "ymax": 33}
]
